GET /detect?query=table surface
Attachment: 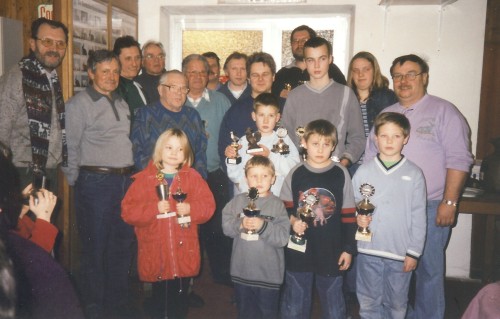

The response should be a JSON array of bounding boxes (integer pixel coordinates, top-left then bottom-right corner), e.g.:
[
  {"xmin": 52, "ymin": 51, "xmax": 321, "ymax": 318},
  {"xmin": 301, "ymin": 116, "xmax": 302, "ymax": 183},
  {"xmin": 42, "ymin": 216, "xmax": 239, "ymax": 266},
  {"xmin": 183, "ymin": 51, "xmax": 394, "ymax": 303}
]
[{"xmin": 459, "ymin": 193, "xmax": 500, "ymax": 215}]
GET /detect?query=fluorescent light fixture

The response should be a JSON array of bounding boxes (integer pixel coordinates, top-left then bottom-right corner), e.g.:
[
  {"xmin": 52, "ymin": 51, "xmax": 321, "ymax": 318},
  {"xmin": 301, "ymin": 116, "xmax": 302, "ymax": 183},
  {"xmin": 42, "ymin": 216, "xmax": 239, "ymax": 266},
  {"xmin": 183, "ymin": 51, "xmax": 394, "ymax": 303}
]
[{"xmin": 220, "ymin": 0, "xmax": 306, "ymax": 4}]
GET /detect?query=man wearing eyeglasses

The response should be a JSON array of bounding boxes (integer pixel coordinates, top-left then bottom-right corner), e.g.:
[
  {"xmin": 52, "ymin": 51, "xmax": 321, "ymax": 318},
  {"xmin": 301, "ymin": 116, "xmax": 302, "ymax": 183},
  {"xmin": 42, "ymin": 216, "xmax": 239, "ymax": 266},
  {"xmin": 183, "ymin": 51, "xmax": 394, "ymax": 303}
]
[
  {"xmin": 0, "ymin": 17, "xmax": 68, "ymax": 190},
  {"xmin": 135, "ymin": 40, "xmax": 166, "ymax": 104},
  {"xmin": 272, "ymin": 25, "xmax": 346, "ymax": 100},
  {"xmin": 365, "ymin": 54, "xmax": 473, "ymax": 319},
  {"xmin": 113, "ymin": 35, "xmax": 148, "ymax": 122}
]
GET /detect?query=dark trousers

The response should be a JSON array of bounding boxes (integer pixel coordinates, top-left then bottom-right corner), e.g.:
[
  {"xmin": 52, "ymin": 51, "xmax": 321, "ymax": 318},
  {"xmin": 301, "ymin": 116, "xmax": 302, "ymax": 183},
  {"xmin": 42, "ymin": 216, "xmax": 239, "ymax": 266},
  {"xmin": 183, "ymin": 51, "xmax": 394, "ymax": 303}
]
[
  {"xmin": 234, "ymin": 282, "xmax": 280, "ymax": 319},
  {"xmin": 74, "ymin": 170, "xmax": 135, "ymax": 314},
  {"xmin": 199, "ymin": 168, "xmax": 233, "ymax": 285},
  {"xmin": 150, "ymin": 278, "xmax": 190, "ymax": 319}
]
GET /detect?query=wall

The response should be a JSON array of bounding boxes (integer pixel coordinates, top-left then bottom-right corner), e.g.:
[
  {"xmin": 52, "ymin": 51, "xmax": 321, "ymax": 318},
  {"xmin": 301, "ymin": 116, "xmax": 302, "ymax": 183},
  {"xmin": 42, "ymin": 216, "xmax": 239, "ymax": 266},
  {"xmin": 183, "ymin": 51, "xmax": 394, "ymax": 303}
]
[{"xmin": 137, "ymin": 0, "xmax": 488, "ymax": 278}]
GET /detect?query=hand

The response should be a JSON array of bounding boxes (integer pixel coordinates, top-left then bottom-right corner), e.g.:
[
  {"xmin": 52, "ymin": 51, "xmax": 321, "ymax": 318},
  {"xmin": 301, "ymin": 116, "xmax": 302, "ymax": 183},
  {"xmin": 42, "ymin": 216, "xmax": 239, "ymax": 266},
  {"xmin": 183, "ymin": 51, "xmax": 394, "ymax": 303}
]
[
  {"xmin": 292, "ymin": 219, "xmax": 307, "ymax": 235},
  {"xmin": 403, "ymin": 256, "xmax": 418, "ymax": 272},
  {"xmin": 29, "ymin": 189, "xmax": 57, "ymax": 222},
  {"xmin": 356, "ymin": 215, "xmax": 372, "ymax": 228},
  {"xmin": 338, "ymin": 252, "xmax": 352, "ymax": 271},
  {"xmin": 176, "ymin": 202, "xmax": 191, "ymax": 216},
  {"xmin": 242, "ymin": 216, "xmax": 263, "ymax": 231},
  {"xmin": 436, "ymin": 202, "xmax": 456, "ymax": 226},
  {"xmin": 279, "ymin": 89, "xmax": 289, "ymax": 99},
  {"xmin": 340, "ymin": 158, "xmax": 351, "ymax": 167},
  {"xmin": 157, "ymin": 200, "xmax": 171, "ymax": 214}
]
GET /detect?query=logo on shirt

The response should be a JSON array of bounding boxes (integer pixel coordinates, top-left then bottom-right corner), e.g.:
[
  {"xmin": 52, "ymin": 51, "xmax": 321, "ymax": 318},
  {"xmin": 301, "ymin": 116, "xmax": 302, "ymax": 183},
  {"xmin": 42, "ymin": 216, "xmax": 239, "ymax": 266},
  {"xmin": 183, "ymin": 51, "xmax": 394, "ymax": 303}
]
[{"xmin": 298, "ymin": 188, "xmax": 336, "ymax": 226}]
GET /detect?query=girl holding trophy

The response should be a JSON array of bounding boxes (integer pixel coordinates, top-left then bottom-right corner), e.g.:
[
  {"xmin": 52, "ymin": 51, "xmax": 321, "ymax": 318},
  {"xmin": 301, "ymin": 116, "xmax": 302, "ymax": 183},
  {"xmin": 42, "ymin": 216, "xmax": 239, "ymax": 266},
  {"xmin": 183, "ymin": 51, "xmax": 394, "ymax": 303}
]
[{"xmin": 122, "ymin": 128, "xmax": 215, "ymax": 319}]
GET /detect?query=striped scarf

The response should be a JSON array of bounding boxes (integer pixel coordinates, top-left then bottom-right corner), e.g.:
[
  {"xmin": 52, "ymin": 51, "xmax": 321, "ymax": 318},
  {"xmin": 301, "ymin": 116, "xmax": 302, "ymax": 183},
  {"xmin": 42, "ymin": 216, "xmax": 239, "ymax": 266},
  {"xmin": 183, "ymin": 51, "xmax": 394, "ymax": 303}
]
[{"xmin": 19, "ymin": 54, "xmax": 67, "ymax": 169}]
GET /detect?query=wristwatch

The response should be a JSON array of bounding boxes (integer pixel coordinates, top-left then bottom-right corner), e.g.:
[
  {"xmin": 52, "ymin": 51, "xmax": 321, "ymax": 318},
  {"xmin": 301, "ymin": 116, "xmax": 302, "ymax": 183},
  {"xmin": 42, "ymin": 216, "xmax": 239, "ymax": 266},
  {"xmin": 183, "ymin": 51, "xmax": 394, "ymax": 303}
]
[{"xmin": 442, "ymin": 199, "xmax": 458, "ymax": 207}]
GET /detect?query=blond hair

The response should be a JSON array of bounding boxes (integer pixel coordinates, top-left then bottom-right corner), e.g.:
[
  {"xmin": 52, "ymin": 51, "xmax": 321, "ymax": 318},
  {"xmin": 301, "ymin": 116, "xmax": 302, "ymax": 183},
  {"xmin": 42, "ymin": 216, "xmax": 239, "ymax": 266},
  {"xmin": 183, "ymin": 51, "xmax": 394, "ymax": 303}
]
[{"xmin": 152, "ymin": 128, "xmax": 194, "ymax": 171}]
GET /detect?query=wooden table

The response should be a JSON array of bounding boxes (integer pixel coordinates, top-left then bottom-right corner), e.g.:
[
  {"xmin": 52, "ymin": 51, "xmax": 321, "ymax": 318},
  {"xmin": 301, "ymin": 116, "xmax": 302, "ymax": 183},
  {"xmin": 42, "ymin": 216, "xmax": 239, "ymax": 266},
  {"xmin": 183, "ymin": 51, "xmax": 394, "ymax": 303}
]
[{"xmin": 459, "ymin": 193, "xmax": 500, "ymax": 282}]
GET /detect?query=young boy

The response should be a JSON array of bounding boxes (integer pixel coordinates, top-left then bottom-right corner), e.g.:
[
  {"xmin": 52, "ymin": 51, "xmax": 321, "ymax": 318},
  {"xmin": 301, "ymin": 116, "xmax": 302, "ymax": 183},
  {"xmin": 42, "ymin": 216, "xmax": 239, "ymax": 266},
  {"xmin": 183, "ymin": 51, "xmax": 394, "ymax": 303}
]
[
  {"xmin": 222, "ymin": 155, "xmax": 290, "ymax": 319},
  {"xmin": 226, "ymin": 92, "xmax": 300, "ymax": 196},
  {"xmin": 352, "ymin": 112, "xmax": 427, "ymax": 319},
  {"xmin": 280, "ymin": 119, "xmax": 357, "ymax": 319}
]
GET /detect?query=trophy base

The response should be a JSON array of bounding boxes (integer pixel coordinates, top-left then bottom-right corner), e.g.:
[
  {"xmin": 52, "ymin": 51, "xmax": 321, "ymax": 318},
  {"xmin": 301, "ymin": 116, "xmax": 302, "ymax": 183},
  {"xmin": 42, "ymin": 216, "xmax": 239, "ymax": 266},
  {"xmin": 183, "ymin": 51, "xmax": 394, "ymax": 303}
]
[
  {"xmin": 157, "ymin": 212, "xmax": 176, "ymax": 219},
  {"xmin": 355, "ymin": 231, "xmax": 372, "ymax": 242},
  {"xmin": 287, "ymin": 236, "xmax": 307, "ymax": 253},
  {"xmin": 226, "ymin": 157, "xmax": 242, "ymax": 165},
  {"xmin": 247, "ymin": 147, "xmax": 264, "ymax": 154},
  {"xmin": 177, "ymin": 215, "xmax": 191, "ymax": 224},
  {"xmin": 241, "ymin": 232, "xmax": 259, "ymax": 241}
]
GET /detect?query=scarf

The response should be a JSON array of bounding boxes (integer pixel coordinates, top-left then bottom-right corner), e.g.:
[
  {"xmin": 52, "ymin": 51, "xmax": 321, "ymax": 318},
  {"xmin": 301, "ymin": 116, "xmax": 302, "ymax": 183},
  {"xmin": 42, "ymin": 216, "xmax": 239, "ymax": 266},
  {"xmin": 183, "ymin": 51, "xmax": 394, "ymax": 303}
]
[{"xmin": 19, "ymin": 54, "xmax": 67, "ymax": 169}]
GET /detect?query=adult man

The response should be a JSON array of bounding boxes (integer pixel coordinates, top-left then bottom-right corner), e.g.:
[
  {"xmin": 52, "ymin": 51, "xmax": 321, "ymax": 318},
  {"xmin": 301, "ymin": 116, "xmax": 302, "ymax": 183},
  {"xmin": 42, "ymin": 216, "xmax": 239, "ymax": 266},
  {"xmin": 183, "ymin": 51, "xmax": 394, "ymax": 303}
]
[
  {"xmin": 218, "ymin": 51, "xmax": 284, "ymax": 163},
  {"xmin": 0, "ymin": 18, "xmax": 68, "ymax": 188},
  {"xmin": 272, "ymin": 25, "xmax": 346, "ymax": 99},
  {"xmin": 63, "ymin": 50, "xmax": 136, "ymax": 318},
  {"xmin": 365, "ymin": 54, "xmax": 473, "ymax": 319},
  {"xmin": 131, "ymin": 70, "xmax": 207, "ymax": 178},
  {"xmin": 202, "ymin": 51, "xmax": 222, "ymax": 90},
  {"xmin": 135, "ymin": 40, "xmax": 166, "ymax": 104},
  {"xmin": 113, "ymin": 35, "xmax": 147, "ymax": 119},
  {"xmin": 217, "ymin": 51, "xmax": 252, "ymax": 105},
  {"xmin": 281, "ymin": 37, "xmax": 365, "ymax": 168}
]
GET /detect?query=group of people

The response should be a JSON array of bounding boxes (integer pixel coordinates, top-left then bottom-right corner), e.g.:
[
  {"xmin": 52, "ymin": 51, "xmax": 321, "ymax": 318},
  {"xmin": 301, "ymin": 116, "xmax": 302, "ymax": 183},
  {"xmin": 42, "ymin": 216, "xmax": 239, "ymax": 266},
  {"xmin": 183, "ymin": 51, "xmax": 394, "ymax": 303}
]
[{"xmin": 0, "ymin": 17, "xmax": 474, "ymax": 319}]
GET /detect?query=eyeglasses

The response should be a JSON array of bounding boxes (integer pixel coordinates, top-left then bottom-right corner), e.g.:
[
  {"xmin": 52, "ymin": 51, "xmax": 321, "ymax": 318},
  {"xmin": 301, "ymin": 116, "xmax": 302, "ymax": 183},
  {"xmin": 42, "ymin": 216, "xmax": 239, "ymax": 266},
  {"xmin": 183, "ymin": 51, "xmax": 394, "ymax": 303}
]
[
  {"xmin": 292, "ymin": 38, "xmax": 309, "ymax": 45},
  {"xmin": 392, "ymin": 72, "xmax": 423, "ymax": 82},
  {"xmin": 145, "ymin": 54, "xmax": 165, "ymax": 60},
  {"xmin": 35, "ymin": 37, "xmax": 67, "ymax": 50},
  {"xmin": 161, "ymin": 84, "xmax": 190, "ymax": 94},
  {"xmin": 186, "ymin": 71, "xmax": 208, "ymax": 77}
]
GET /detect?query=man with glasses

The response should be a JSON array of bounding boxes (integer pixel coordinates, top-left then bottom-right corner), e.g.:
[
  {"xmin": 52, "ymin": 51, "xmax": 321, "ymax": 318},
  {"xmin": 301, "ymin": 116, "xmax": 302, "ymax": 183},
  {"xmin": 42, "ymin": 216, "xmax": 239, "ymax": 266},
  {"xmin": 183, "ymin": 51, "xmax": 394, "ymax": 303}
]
[
  {"xmin": 131, "ymin": 70, "xmax": 207, "ymax": 178},
  {"xmin": 272, "ymin": 24, "xmax": 346, "ymax": 100},
  {"xmin": 0, "ymin": 17, "xmax": 68, "ymax": 190},
  {"xmin": 113, "ymin": 35, "xmax": 148, "ymax": 121},
  {"xmin": 365, "ymin": 54, "xmax": 473, "ymax": 319},
  {"xmin": 135, "ymin": 40, "xmax": 166, "ymax": 104}
]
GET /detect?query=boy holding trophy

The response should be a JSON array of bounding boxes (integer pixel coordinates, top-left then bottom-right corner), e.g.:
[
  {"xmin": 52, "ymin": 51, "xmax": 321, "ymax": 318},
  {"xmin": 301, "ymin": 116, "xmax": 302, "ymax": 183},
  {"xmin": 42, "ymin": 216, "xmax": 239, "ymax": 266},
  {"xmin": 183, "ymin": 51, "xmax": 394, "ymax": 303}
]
[
  {"xmin": 222, "ymin": 156, "xmax": 289, "ymax": 319},
  {"xmin": 280, "ymin": 119, "xmax": 357, "ymax": 318},
  {"xmin": 352, "ymin": 112, "xmax": 426, "ymax": 318}
]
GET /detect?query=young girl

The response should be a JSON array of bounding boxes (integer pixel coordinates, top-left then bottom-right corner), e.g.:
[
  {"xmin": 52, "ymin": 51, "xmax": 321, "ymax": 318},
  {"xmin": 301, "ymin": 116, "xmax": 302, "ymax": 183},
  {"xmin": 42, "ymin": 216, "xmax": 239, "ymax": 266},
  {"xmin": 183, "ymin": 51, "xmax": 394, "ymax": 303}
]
[{"xmin": 122, "ymin": 128, "xmax": 215, "ymax": 319}]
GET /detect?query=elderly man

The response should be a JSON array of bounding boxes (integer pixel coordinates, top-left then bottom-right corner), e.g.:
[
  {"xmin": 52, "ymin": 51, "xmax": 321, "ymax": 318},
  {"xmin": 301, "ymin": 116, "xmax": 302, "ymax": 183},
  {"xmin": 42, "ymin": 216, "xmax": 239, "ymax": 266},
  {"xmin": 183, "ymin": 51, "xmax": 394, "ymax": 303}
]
[
  {"xmin": 182, "ymin": 54, "xmax": 232, "ymax": 286},
  {"xmin": 202, "ymin": 51, "xmax": 222, "ymax": 91},
  {"xmin": 365, "ymin": 54, "xmax": 473, "ymax": 319},
  {"xmin": 135, "ymin": 40, "xmax": 166, "ymax": 103},
  {"xmin": 217, "ymin": 51, "xmax": 252, "ymax": 105},
  {"xmin": 113, "ymin": 35, "xmax": 147, "ymax": 120},
  {"xmin": 64, "ymin": 50, "xmax": 136, "ymax": 318},
  {"xmin": 131, "ymin": 70, "xmax": 207, "ymax": 178},
  {"xmin": 0, "ymin": 17, "xmax": 68, "ymax": 188},
  {"xmin": 272, "ymin": 25, "xmax": 346, "ymax": 99}
]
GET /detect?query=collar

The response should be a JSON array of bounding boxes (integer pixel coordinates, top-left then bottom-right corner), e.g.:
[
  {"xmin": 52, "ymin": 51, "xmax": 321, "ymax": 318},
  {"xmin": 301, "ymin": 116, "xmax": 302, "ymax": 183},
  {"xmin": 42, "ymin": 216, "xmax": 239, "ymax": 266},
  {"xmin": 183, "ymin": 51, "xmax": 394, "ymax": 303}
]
[
  {"xmin": 87, "ymin": 86, "xmax": 121, "ymax": 102},
  {"xmin": 188, "ymin": 88, "xmax": 210, "ymax": 106}
]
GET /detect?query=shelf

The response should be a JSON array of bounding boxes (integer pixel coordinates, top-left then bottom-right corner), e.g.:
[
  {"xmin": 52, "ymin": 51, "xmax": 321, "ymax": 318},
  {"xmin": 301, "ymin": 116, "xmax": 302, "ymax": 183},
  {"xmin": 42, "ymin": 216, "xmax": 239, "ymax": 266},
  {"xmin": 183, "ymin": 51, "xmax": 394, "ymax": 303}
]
[{"xmin": 379, "ymin": 0, "xmax": 457, "ymax": 6}]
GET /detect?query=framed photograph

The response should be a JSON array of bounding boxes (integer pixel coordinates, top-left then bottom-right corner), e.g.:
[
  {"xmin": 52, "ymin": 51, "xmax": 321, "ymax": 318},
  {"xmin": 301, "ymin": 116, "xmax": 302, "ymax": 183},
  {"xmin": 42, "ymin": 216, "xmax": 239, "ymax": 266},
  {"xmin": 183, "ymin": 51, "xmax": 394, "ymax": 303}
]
[{"xmin": 111, "ymin": 6, "xmax": 137, "ymax": 47}]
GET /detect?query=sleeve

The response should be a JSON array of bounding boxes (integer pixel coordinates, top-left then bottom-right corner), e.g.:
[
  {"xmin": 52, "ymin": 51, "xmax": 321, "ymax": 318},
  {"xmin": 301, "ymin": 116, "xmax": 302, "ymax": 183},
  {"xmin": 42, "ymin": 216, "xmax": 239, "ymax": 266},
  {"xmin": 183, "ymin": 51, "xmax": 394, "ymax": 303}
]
[
  {"xmin": 342, "ymin": 88, "xmax": 367, "ymax": 164},
  {"xmin": 280, "ymin": 98, "xmax": 299, "ymax": 149},
  {"xmin": 226, "ymin": 137, "xmax": 250, "ymax": 193},
  {"xmin": 268, "ymin": 135, "xmax": 300, "ymax": 179},
  {"xmin": 407, "ymin": 169, "xmax": 427, "ymax": 259},
  {"xmin": 185, "ymin": 170, "xmax": 215, "ymax": 224},
  {"xmin": 130, "ymin": 107, "xmax": 151, "ymax": 170},
  {"xmin": 218, "ymin": 109, "xmax": 233, "ymax": 170},
  {"xmin": 16, "ymin": 216, "xmax": 58, "ymax": 253},
  {"xmin": 63, "ymin": 96, "xmax": 86, "ymax": 186},
  {"xmin": 279, "ymin": 168, "xmax": 295, "ymax": 216},
  {"xmin": 222, "ymin": 197, "xmax": 243, "ymax": 239},
  {"xmin": 340, "ymin": 166, "xmax": 357, "ymax": 255},
  {"xmin": 364, "ymin": 128, "xmax": 378, "ymax": 163},
  {"xmin": 0, "ymin": 68, "xmax": 22, "ymax": 148},
  {"xmin": 257, "ymin": 199, "xmax": 290, "ymax": 248},
  {"xmin": 121, "ymin": 174, "xmax": 160, "ymax": 227}
]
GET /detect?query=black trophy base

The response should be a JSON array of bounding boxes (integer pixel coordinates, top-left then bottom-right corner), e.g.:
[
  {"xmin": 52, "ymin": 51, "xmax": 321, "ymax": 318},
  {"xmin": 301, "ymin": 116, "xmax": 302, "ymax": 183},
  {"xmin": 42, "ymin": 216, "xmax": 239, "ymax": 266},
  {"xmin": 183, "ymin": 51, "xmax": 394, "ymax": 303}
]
[{"xmin": 226, "ymin": 157, "xmax": 242, "ymax": 165}]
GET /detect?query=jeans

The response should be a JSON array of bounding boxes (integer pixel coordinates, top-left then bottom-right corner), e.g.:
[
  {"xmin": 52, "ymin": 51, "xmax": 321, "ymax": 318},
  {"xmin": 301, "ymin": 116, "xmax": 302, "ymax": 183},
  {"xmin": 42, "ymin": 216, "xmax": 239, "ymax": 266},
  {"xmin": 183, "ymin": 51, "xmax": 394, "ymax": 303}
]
[
  {"xmin": 234, "ymin": 282, "xmax": 280, "ymax": 319},
  {"xmin": 357, "ymin": 254, "xmax": 411, "ymax": 319},
  {"xmin": 281, "ymin": 271, "xmax": 346, "ymax": 319},
  {"xmin": 74, "ymin": 170, "xmax": 135, "ymax": 313},
  {"xmin": 408, "ymin": 200, "xmax": 450, "ymax": 319}
]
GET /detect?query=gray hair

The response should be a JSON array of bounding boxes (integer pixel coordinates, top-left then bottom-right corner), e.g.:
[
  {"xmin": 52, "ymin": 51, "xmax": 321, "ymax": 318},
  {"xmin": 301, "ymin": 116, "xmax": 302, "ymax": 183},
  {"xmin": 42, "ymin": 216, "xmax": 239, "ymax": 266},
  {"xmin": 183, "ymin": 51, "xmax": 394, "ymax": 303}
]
[
  {"xmin": 141, "ymin": 40, "xmax": 165, "ymax": 56},
  {"xmin": 181, "ymin": 54, "xmax": 209, "ymax": 75}
]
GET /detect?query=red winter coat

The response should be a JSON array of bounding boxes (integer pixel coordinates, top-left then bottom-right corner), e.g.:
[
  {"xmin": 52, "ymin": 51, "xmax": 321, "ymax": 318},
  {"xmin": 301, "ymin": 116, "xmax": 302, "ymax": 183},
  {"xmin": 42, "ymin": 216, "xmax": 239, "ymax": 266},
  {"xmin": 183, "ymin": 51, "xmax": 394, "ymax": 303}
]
[{"xmin": 122, "ymin": 162, "xmax": 215, "ymax": 282}]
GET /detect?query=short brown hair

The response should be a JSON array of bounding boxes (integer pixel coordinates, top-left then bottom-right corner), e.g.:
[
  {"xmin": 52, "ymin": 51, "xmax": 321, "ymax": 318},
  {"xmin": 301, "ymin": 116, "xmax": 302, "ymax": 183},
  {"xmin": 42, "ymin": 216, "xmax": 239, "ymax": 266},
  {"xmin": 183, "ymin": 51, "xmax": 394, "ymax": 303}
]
[
  {"xmin": 373, "ymin": 112, "xmax": 411, "ymax": 138},
  {"xmin": 303, "ymin": 119, "xmax": 338, "ymax": 146},
  {"xmin": 253, "ymin": 93, "xmax": 280, "ymax": 113},
  {"xmin": 244, "ymin": 155, "xmax": 275, "ymax": 177}
]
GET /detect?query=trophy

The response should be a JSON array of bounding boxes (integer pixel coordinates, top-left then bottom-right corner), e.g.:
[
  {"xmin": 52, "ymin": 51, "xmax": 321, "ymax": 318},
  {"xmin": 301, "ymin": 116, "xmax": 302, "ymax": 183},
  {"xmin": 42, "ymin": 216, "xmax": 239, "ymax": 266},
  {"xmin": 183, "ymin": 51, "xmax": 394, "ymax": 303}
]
[
  {"xmin": 355, "ymin": 183, "xmax": 376, "ymax": 242},
  {"xmin": 241, "ymin": 187, "xmax": 261, "ymax": 241},
  {"xmin": 156, "ymin": 172, "xmax": 175, "ymax": 219},
  {"xmin": 295, "ymin": 126, "xmax": 306, "ymax": 160},
  {"xmin": 272, "ymin": 127, "xmax": 290, "ymax": 155},
  {"xmin": 173, "ymin": 176, "xmax": 190, "ymax": 228},
  {"xmin": 289, "ymin": 193, "xmax": 319, "ymax": 252},
  {"xmin": 245, "ymin": 128, "xmax": 263, "ymax": 154},
  {"xmin": 284, "ymin": 83, "xmax": 292, "ymax": 92},
  {"xmin": 226, "ymin": 131, "xmax": 242, "ymax": 165}
]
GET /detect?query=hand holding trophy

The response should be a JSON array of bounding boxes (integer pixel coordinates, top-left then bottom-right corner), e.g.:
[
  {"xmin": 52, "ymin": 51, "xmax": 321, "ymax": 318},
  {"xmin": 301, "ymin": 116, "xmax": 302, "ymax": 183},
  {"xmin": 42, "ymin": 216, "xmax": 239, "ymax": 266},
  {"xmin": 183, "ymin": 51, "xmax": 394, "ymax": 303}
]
[
  {"xmin": 246, "ymin": 128, "xmax": 263, "ymax": 154},
  {"xmin": 156, "ymin": 172, "xmax": 174, "ymax": 219},
  {"xmin": 173, "ymin": 175, "xmax": 190, "ymax": 228},
  {"xmin": 355, "ymin": 183, "xmax": 375, "ymax": 242},
  {"xmin": 288, "ymin": 192, "xmax": 319, "ymax": 253},
  {"xmin": 226, "ymin": 131, "xmax": 242, "ymax": 165},
  {"xmin": 241, "ymin": 187, "xmax": 261, "ymax": 241}
]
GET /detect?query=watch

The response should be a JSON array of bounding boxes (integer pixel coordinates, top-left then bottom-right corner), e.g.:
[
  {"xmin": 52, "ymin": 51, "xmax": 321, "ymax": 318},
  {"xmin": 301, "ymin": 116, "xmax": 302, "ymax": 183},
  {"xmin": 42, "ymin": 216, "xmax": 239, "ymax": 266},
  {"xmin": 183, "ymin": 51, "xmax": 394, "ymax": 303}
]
[{"xmin": 442, "ymin": 199, "xmax": 458, "ymax": 207}]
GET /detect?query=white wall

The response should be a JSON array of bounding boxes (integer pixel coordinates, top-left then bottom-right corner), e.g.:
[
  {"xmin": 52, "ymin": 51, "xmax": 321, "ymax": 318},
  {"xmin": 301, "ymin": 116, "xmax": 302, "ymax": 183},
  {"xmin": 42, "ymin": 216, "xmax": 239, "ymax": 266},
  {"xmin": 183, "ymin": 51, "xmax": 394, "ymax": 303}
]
[{"xmin": 138, "ymin": 0, "xmax": 488, "ymax": 278}]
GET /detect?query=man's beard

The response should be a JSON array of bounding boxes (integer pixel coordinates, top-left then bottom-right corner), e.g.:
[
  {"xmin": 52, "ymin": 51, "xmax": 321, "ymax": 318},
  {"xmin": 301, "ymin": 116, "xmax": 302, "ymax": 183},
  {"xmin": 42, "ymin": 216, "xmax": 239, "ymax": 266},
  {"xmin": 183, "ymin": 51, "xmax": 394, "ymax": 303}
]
[
  {"xmin": 292, "ymin": 51, "xmax": 304, "ymax": 61},
  {"xmin": 34, "ymin": 48, "xmax": 64, "ymax": 70}
]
